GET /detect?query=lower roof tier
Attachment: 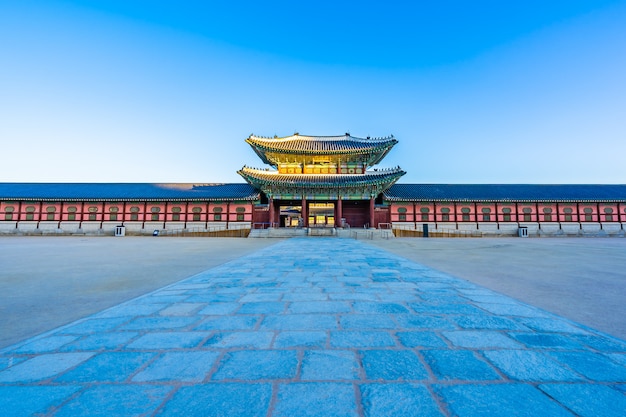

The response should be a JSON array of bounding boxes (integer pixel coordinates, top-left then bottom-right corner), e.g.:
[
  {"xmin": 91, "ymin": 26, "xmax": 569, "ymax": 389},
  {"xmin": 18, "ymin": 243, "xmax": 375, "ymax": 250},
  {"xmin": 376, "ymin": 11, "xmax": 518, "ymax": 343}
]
[{"xmin": 238, "ymin": 166, "xmax": 406, "ymax": 199}]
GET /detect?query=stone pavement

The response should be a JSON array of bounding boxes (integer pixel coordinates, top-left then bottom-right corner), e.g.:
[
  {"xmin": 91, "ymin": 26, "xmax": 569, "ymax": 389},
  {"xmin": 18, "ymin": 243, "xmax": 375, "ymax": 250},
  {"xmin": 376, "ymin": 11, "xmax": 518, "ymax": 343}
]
[{"xmin": 1, "ymin": 238, "xmax": 625, "ymax": 416}]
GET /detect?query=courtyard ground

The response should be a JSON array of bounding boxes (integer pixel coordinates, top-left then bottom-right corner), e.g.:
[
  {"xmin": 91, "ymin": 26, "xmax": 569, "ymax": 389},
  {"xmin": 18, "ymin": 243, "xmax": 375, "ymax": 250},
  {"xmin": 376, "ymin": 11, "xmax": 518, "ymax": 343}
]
[{"xmin": 0, "ymin": 237, "xmax": 624, "ymax": 416}]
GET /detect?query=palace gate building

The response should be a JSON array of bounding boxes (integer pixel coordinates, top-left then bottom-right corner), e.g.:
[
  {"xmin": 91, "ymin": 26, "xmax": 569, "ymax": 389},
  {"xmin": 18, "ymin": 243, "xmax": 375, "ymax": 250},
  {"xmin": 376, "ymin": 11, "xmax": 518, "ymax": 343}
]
[{"xmin": 1, "ymin": 133, "xmax": 625, "ymax": 236}]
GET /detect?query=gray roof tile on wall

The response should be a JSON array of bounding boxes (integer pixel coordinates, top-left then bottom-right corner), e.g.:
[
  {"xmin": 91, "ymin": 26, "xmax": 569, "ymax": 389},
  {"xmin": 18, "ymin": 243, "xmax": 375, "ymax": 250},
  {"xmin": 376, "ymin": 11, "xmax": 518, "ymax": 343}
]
[
  {"xmin": 0, "ymin": 183, "xmax": 260, "ymax": 201},
  {"xmin": 384, "ymin": 184, "xmax": 626, "ymax": 202},
  {"xmin": 1, "ymin": 183, "xmax": 625, "ymax": 202}
]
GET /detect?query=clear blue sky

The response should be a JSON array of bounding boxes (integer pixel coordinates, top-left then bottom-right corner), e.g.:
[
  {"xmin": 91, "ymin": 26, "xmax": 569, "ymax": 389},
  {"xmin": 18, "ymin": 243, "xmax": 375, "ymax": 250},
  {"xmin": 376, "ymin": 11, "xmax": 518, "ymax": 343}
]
[{"xmin": 1, "ymin": 0, "xmax": 625, "ymax": 184}]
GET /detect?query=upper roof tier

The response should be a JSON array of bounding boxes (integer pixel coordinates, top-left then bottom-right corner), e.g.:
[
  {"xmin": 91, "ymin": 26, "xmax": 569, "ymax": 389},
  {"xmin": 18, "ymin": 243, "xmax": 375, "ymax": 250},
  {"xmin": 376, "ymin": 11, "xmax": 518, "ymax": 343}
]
[{"xmin": 246, "ymin": 133, "xmax": 398, "ymax": 167}]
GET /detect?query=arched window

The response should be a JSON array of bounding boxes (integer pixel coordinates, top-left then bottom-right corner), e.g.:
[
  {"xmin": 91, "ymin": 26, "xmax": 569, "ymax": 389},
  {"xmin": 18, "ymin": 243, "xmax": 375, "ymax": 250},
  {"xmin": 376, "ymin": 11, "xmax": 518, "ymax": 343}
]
[
  {"xmin": 213, "ymin": 207, "xmax": 223, "ymax": 221},
  {"xmin": 420, "ymin": 207, "xmax": 429, "ymax": 221},
  {"xmin": 46, "ymin": 206, "xmax": 56, "ymax": 221},
  {"xmin": 88, "ymin": 206, "xmax": 98, "ymax": 221},
  {"xmin": 461, "ymin": 207, "xmax": 471, "ymax": 222},
  {"xmin": 583, "ymin": 208, "xmax": 593, "ymax": 222},
  {"xmin": 191, "ymin": 207, "xmax": 202, "ymax": 221},
  {"xmin": 109, "ymin": 207, "xmax": 119, "ymax": 221},
  {"xmin": 150, "ymin": 207, "xmax": 160, "ymax": 220},
  {"xmin": 440, "ymin": 207, "xmax": 450, "ymax": 222},
  {"xmin": 130, "ymin": 206, "xmax": 140, "ymax": 221},
  {"xmin": 604, "ymin": 207, "xmax": 614, "ymax": 222},
  {"xmin": 502, "ymin": 208, "xmax": 512, "ymax": 222},
  {"xmin": 481, "ymin": 207, "xmax": 491, "ymax": 222},
  {"xmin": 543, "ymin": 207, "xmax": 552, "ymax": 222},
  {"xmin": 25, "ymin": 206, "xmax": 35, "ymax": 221},
  {"xmin": 397, "ymin": 207, "xmax": 407, "ymax": 221},
  {"xmin": 522, "ymin": 207, "xmax": 532, "ymax": 222},
  {"xmin": 563, "ymin": 207, "xmax": 573, "ymax": 222},
  {"xmin": 67, "ymin": 206, "xmax": 77, "ymax": 221},
  {"xmin": 236, "ymin": 207, "xmax": 246, "ymax": 221},
  {"xmin": 4, "ymin": 206, "xmax": 14, "ymax": 221},
  {"xmin": 171, "ymin": 207, "xmax": 181, "ymax": 221}
]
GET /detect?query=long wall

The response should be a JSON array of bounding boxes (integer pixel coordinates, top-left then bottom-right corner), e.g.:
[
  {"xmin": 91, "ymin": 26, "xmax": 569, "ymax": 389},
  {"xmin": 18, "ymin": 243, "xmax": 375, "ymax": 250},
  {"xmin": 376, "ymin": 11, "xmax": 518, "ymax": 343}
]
[
  {"xmin": 390, "ymin": 201, "xmax": 626, "ymax": 236},
  {"xmin": 2, "ymin": 199, "xmax": 625, "ymax": 236},
  {"xmin": 0, "ymin": 201, "xmax": 253, "ymax": 235}
]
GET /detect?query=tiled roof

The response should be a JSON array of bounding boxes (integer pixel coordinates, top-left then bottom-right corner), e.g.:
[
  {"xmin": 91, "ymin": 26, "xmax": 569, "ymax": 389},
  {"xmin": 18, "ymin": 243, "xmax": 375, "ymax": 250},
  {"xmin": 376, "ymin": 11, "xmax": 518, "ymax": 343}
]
[
  {"xmin": 0, "ymin": 183, "xmax": 260, "ymax": 201},
  {"xmin": 246, "ymin": 133, "xmax": 397, "ymax": 165},
  {"xmin": 238, "ymin": 167, "xmax": 406, "ymax": 188},
  {"xmin": 3, "ymin": 182, "xmax": 623, "ymax": 203},
  {"xmin": 384, "ymin": 184, "xmax": 626, "ymax": 202}
]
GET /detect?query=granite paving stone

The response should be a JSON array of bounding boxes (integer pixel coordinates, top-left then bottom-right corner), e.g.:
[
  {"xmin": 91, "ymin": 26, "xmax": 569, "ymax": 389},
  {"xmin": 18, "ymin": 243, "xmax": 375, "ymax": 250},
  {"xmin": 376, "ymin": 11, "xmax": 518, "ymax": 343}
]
[
  {"xmin": 361, "ymin": 349, "xmax": 429, "ymax": 380},
  {"xmin": 301, "ymin": 350, "xmax": 360, "ymax": 380},
  {"xmin": 507, "ymin": 332, "xmax": 586, "ymax": 349},
  {"xmin": 442, "ymin": 330, "xmax": 523, "ymax": 349},
  {"xmin": 259, "ymin": 314, "xmax": 338, "ymax": 330},
  {"xmin": 330, "ymin": 331, "xmax": 396, "ymax": 348},
  {"xmin": 211, "ymin": 350, "xmax": 298, "ymax": 380},
  {"xmin": 1, "ymin": 237, "xmax": 624, "ymax": 416},
  {"xmin": 132, "ymin": 351, "xmax": 220, "ymax": 382},
  {"xmin": 203, "ymin": 331, "xmax": 274, "ymax": 349},
  {"xmin": 194, "ymin": 315, "xmax": 260, "ymax": 330},
  {"xmin": 158, "ymin": 303, "xmax": 205, "ymax": 316},
  {"xmin": 54, "ymin": 385, "xmax": 172, "ymax": 417},
  {"xmin": 126, "ymin": 331, "xmax": 210, "ymax": 349},
  {"xmin": 0, "ymin": 386, "xmax": 82, "ymax": 417},
  {"xmin": 360, "ymin": 384, "xmax": 444, "ymax": 417},
  {"xmin": 9, "ymin": 335, "xmax": 78, "ymax": 354},
  {"xmin": 396, "ymin": 331, "xmax": 449, "ymax": 348},
  {"xmin": 538, "ymin": 383, "xmax": 626, "ymax": 417},
  {"xmin": 546, "ymin": 351, "xmax": 626, "ymax": 381},
  {"xmin": 55, "ymin": 352, "xmax": 155, "ymax": 382},
  {"xmin": 482, "ymin": 350, "xmax": 584, "ymax": 381},
  {"xmin": 435, "ymin": 384, "xmax": 575, "ymax": 416},
  {"xmin": 422, "ymin": 349, "xmax": 501, "ymax": 381},
  {"xmin": 273, "ymin": 382, "xmax": 358, "ymax": 417},
  {"xmin": 393, "ymin": 314, "xmax": 457, "ymax": 330},
  {"xmin": 155, "ymin": 383, "xmax": 272, "ymax": 417},
  {"xmin": 289, "ymin": 300, "xmax": 352, "ymax": 313},
  {"xmin": 199, "ymin": 302, "xmax": 240, "ymax": 316},
  {"xmin": 272, "ymin": 331, "xmax": 327, "ymax": 348},
  {"xmin": 57, "ymin": 317, "xmax": 133, "ymax": 334},
  {"xmin": 60, "ymin": 332, "xmax": 140, "ymax": 351},
  {"xmin": 340, "ymin": 314, "xmax": 397, "ymax": 329},
  {"xmin": 0, "ymin": 352, "xmax": 94, "ymax": 383}
]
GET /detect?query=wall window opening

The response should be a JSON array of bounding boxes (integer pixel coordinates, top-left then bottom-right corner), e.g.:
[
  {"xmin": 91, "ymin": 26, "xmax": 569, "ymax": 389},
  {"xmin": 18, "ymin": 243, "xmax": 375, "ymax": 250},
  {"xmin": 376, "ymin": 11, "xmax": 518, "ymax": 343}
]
[{"xmin": 502, "ymin": 208, "xmax": 511, "ymax": 222}]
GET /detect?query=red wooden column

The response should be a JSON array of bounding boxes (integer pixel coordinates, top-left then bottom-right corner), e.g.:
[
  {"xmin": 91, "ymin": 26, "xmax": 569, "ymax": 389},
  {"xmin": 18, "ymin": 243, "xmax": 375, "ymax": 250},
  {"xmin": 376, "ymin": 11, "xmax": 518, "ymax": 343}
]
[
  {"xmin": 268, "ymin": 196, "xmax": 274, "ymax": 228},
  {"xmin": 301, "ymin": 197, "xmax": 307, "ymax": 227},
  {"xmin": 369, "ymin": 197, "xmax": 375, "ymax": 228},
  {"xmin": 336, "ymin": 198, "xmax": 343, "ymax": 227}
]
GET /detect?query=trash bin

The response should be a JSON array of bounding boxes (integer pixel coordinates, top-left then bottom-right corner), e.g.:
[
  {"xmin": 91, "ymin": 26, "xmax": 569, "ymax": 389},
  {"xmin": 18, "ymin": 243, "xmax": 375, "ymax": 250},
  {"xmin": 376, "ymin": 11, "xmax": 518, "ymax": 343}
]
[
  {"xmin": 115, "ymin": 226, "xmax": 125, "ymax": 237},
  {"xmin": 518, "ymin": 227, "xmax": 528, "ymax": 238}
]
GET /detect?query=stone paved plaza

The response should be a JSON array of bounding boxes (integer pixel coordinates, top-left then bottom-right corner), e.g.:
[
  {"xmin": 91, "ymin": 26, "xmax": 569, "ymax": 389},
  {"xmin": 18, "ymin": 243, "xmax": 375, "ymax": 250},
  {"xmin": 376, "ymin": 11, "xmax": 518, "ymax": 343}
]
[{"xmin": 1, "ymin": 238, "xmax": 625, "ymax": 416}]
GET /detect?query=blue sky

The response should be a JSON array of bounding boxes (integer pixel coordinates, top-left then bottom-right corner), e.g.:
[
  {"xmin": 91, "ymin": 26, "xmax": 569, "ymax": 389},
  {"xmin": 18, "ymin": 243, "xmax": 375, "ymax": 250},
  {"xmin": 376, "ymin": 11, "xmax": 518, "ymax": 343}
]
[{"xmin": 1, "ymin": 0, "xmax": 625, "ymax": 184}]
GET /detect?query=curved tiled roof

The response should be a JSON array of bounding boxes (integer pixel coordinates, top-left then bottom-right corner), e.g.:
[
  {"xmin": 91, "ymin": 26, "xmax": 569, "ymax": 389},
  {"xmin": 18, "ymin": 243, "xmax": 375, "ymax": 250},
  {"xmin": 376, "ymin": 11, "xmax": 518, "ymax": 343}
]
[
  {"xmin": 0, "ymin": 183, "xmax": 259, "ymax": 201},
  {"xmin": 384, "ymin": 184, "xmax": 626, "ymax": 202},
  {"xmin": 246, "ymin": 133, "xmax": 398, "ymax": 166},
  {"xmin": 238, "ymin": 166, "xmax": 406, "ymax": 188}
]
